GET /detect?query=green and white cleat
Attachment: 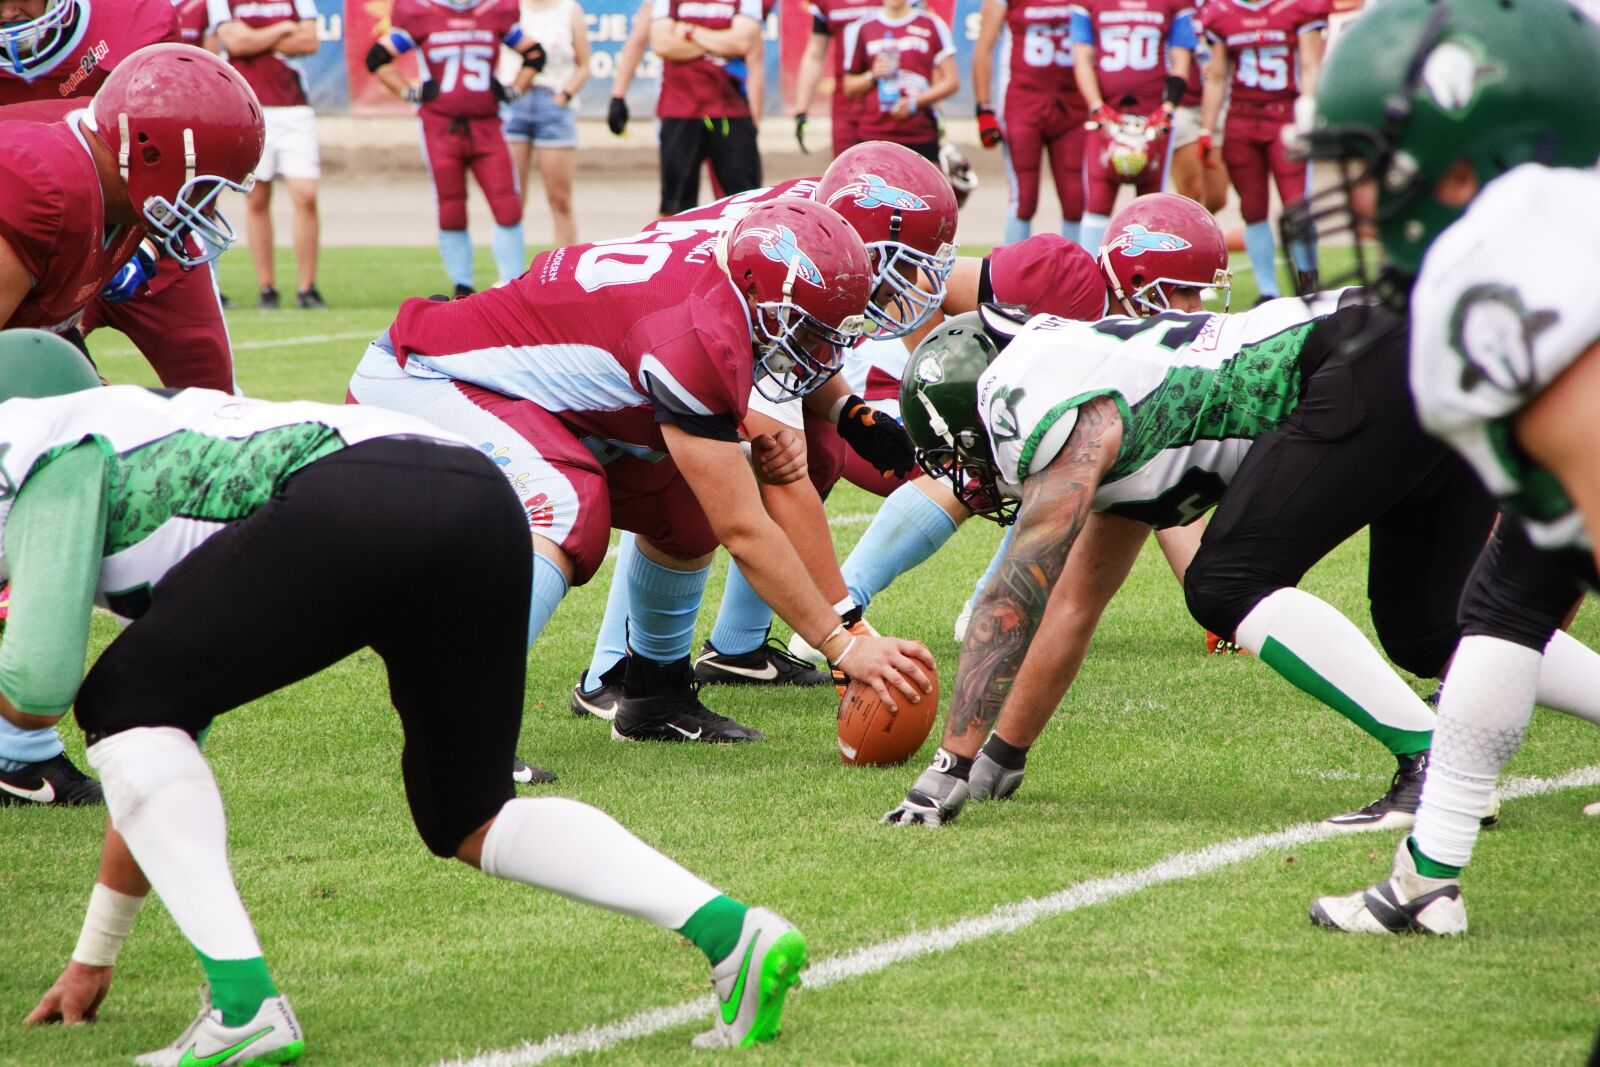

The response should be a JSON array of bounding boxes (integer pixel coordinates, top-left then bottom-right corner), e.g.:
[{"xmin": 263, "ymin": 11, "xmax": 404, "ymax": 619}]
[
  {"xmin": 134, "ymin": 987, "xmax": 304, "ymax": 1067},
  {"xmin": 691, "ymin": 907, "xmax": 808, "ymax": 1050},
  {"xmin": 1308, "ymin": 838, "xmax": 1466, "ymax": 937}
]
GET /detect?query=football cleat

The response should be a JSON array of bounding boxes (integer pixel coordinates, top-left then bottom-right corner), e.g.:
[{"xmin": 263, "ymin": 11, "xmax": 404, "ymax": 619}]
[
  {"xmin": 1583, "ymin": 800, "xmax": 1600, "ymax": 817},
  {"xmin": 785, "ymin": 631, "xmax": 826, "ymax": 666},
  {"xmin": 0, "ymin": 752, "xmax": 103, "ymax": 807},
  {"xmin": 453, "ymin": 284, "xmax": 475, "ymax": 299},
  {"xmin": 693, "ymin": 637, "xmax": 831, "ymax": 687},
  {"xmin": 1204, "ymin": 630, "xmax": 1248, "ymax": 655},
  {"xmin": 611, "ymin": 656, "xmax": 763, "ymax": 743},
  {"xmin": 570, "ymin": 661, "xmax": 625, "ymax": 722},
  {"xmin": 953, "ymin": 599, "xmax": 973, "ymax": 644},
  {"xmin": 512, "ymin": 759, "xmax": 557, "ymax": 785},
  {"xmin": 135, "ymin": 986, "xmax": 304, "ymax": 1066},
  {"xmin": 1308, "ymin": 838, "xmax": 1467, "ymax": 936},
  {"xmin": 691, "ymin": 907, "xmax": 808, "ymax": 1049},
  {"xmin": 295, "ymin": 286, "xmax": 327, "ymax": 310},
  {"xmin": 1323, "ymin": 751, "xmax": 1429, "ymax": 832}
]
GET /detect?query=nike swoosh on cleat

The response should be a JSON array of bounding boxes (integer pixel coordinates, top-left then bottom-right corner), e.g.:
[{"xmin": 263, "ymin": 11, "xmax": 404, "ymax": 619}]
[
  {"xmin": 721, "ymin": 932, "xmax": 762, "ymax": 1025},
  {"xmin": 668, "ymin": 723, "xmax": 703, "ymax": 740},
  {"xmin": 704, "ymin": 660, "xmax": 780, "ymax": 681},
  {"xmin": 177, "ymin": 1026, "xmax": 274, "ymax": 1067},
  {"xmin": 0, "ymin": 778, "xmax": 54, "ymax": 804}
]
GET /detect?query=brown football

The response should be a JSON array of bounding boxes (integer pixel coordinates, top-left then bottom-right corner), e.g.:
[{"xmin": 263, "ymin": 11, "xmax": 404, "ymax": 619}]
[{"xmin": 837, "ymin": 669, "xmax": 939, "ymax": 766}]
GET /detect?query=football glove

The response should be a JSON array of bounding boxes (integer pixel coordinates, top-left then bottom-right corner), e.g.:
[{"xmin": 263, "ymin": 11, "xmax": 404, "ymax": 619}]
[
  {"xmin": 882, "ymin": 754, "xmax": 971, "ymax": 827},
  {"xmin": 838, "ymin": 394, "xmax": 915, "ymax": 479},
  {"xmin": 968, "ymin": 735, "xmax": 1028, "ymax": 801},
  {"xmin": 1088, "ymin": 102, "xmax": 1120, "ymax": 129},
  {"xmin": 403, "ymin": 80, "xmax": 441, "ymax": 105},
  {"xmin": 492, "ymin": 80, "xmax": 522, "ymax": 105},
  {"xmin": 795, "ymin": 113, "xmax": 809, "ymax": 154},
  {"xmin": 976, "ymin": 104, "xmax": 1003, "ymax": 148},
  {"xmin": 607, "ymin": 96, "xmax": 629, "ymax": 136},
  {"xmin": 1196, "ymin": 130, "xmax": 1214, "ymax": 155},
  {"xmin": 1147, "ymin": 105, "xmax": 1173, "ymax": 134},
  {"xmin": 98, "ymin": 242, "xmax": 157, "ymax": 304}
]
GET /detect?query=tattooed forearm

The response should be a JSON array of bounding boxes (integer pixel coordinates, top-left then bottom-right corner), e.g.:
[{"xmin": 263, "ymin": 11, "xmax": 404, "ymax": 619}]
[{"xmin": 947, "ymin": 396, "xmax": 1120, "ymax": 739}]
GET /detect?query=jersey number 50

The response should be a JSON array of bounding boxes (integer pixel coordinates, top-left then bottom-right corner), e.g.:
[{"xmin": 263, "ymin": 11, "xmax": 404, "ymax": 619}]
[{"xmin": 1097, "ymin": 24, "xmax": 1162, "ymax": 72}]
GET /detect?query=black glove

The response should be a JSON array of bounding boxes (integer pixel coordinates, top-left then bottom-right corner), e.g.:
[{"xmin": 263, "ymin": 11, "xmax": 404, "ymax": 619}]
[
  {"xmin": 838, "ymin": 394, "xmax": 915, "ymax": 479},
  {"xmin": 403, "ymin": 79, "xmax": 441, "ymax": 105},
  {"xmin": 795, "ymin": 113, "xmax": 809, "ymax": 154},
  {"xmin": 492, "ymin": 80, "xmax": 522, "ymax": 105},
  {"xmin": 607, "ymin": 96, "xmax": 629, "ymax": 135}
]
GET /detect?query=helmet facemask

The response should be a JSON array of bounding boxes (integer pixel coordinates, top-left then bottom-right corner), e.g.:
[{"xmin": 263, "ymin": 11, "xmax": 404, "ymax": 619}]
[
  {"xmin": 863, "ymin": 236, "xmax": 955, "ymax": 339},
  {"xmin": 120, "ymin": 115, "xmax": 255, "ymax": 268},
  {"xmin": 752, "ymin": 255, "xmax": 868, "ymax": 401},
  {"xmin": 0, "ymin": 0, "xmax": 80, "ymax": 78},
  {"xmin": 912, "ymin": 417, "xmax": 1017, "ymax": 526}
]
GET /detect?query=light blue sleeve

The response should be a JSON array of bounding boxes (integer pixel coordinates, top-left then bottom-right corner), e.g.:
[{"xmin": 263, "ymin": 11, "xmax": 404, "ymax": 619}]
[
  {"xmin": 1168, "ymin": 11, "xmax": 1197, "ymax": 49},
  {"xmin": 1070, "ymin": 10, "xmax": 1095, "ymax": 45}
]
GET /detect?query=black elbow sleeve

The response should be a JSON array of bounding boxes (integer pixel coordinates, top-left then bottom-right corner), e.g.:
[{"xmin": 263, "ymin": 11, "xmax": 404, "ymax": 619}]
[
  {"xmin": 1165, "ymin": 74, "xmax": 1186, "ymax": 108},
  {"xmin": 365, "ymin": 41, "xmax": 392, "ymax": 73}
]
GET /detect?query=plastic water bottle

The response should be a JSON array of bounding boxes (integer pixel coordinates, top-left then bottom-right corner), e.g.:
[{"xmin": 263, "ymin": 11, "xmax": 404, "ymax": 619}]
[{"xmin": 876, "ymin": 32, "xmax": 900, "ymax": 111}]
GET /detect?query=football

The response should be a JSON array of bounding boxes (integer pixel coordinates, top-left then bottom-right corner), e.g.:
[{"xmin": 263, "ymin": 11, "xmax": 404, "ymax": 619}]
[{"xmin": 837, "ymin": 669, "xmax": 939, "ymax": 766}]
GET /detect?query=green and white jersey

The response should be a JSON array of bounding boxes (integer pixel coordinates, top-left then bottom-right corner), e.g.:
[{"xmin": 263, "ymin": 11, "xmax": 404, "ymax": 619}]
[
  {"xmin": 0, "ymin": 386, "xmax": 463, "ymax": 615},
  {"xmin": 977, "ymin": 298, "xmax": 1325, "ymax": 527},
  {"xmin": 1410, "ymin": 163, "xmax": 1600, "ymax": 553}
]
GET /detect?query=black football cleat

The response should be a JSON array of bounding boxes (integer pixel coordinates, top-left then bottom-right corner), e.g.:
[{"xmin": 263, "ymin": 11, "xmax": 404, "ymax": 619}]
[
  {"xmin": 0, "ymin": 753, "xmax": 104, "ymax": 806},
  {"xmin": 512, "ymin": 759, "xmax": 557, "ymax": 784},
  {"xmin": 611, "ymin": 655, "xmax": 763, "ymax": 743},
  {"xmin": 453, "ymin": 284, "xmax": 476, "ymax": 299},
  {"xmin": 1325, "ymin": 751, "xmax": 1429, "ymax": 831},
  {"xmin": 570, "ymin": 661, "xmax": 625, "ymax": 721},
  {"xmin": 693, "ymin": 636, "xmax": 831, "ymax": 687}
]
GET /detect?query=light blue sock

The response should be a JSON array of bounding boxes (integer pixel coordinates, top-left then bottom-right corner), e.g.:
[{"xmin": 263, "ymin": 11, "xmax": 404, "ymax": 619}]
[
  {"xmin": 969, "ymin": 525, "xmax": 1016, "ymax": 604},
  {"xmin": 1077, "ymin": 212, "xmax": 1110, "ymax": 257},
  {"xmin": 1059, "ymin": 219, "xmax": 1080, "ymax": 246},
  {"xmin": 1288, "ymin": 231, "xmax": 1317, "ymax": 275},
  {"xmin": 1245, "ymin": 221, "xmax": 1280, "ymax": 299},
  {"xmin": 491, "ymin": 222, "xmax": 525, "ymax": 285},
  {"xmin": 585, "ymin": 533, "xmax": 636, "ymax": 686},
  {"xmin": 842, "ymin": 483, "xmax": 960, "ymax": 611},
  {"xmin": 1003, "ymin": 215, "xmax": 1031, "ymax": 245},
  {"xmin": 527, "ymin": 552, "xmax": 569, "ymax": 650},
  {"xmin": 708, "ymin": 561, "xmax": 774, "ymax": 656},
  {"xmin": 0, "ymin": 716, "xmax": 64, "ymax": 772},
  {"xmin": 438, "ymin": 229, "xmax": 473, "ymax": 289},
  {"xmin": 626, "ymin": 546, "xmax": 710, "ymax": 664}
]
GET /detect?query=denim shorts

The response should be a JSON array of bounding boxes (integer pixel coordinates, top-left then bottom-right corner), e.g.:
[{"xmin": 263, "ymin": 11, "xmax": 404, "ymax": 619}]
[{"xmin": 503, "ymin": 86, "xmax": 578, "ymax": 148}]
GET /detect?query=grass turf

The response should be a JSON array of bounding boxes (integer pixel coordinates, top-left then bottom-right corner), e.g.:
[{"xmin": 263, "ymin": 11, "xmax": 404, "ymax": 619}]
[{"xmin": 2, "ymin": 246, "xmax": 1598, "ymax": 1066}]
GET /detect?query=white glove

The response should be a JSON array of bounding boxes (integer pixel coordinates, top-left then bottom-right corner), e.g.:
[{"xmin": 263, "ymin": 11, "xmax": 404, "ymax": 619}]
[
  {"xmin": 882, "ymin": 754, "xmax": 970, "ymax": 826},
  {"xmin": 968, "ymin": 750, "xmax": 1025, "ymax": 801}
]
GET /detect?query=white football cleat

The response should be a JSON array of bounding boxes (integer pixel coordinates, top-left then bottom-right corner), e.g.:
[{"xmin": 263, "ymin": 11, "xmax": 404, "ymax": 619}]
[
  {"xmin": 135, "ymin": 987, "xmax": 304, "ymax": 1066},
  {"xmin": 1583, "ymin": 799, "xmax": 1600, "ymax": 817},
  {"xmin": 1308, "ymin": 838, "xmax": 1467, "ymax": 936},
  {"xmin": 785, "ymin": 631, "xmax": 826, "ymax": 667},
  {"xmin": 691, "ymin": 906, "xmax": 808, "ymax": 1049},
  {"xmin": 953, "ymin": 599, "xmax": 973, "ymax": 644}
]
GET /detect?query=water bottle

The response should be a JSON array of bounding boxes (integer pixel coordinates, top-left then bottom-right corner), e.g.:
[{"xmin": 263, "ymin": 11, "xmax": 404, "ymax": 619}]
[{"xmin": 876, "ymin": 32, "xmax": 900, "ymax": 111}]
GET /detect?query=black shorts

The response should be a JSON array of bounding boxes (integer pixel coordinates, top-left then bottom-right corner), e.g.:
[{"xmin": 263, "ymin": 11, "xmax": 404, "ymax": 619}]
[
  {"xmin": 1185, "ymin": 305, "xmax": 1497, "ymax": 677},
  {"xmin": 74, "ymin": 437, "xmax": 532, "ymax": 857},
  {"xmin": 658, "ymin": 115, "xmax": 763, "ymax": 216},
  {"xmin": 1459, "ymin": 517, "xmax": 1591, "ymax": 651}
]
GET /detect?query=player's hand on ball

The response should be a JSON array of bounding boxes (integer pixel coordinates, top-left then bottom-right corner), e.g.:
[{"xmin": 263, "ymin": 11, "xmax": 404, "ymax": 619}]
[
  {"xmin": 750, "ymin": 429, "xmax": 806, "ymax": 485},
  {"xmin": 25, "ymin": 961, "xmax": 115, "ymax": 1026},
  {"xmin": 837, "ymin": 634, "xmax": 934, "ymax": 711},
  {"xmin": 882, "ymin": 753, "xmax": 970, "ymax": 826}
]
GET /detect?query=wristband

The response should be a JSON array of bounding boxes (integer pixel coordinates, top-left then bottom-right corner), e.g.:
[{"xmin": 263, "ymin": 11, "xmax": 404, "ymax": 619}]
[
  {"xmin": 827, "ymin": 636, "xmax": 859, "ymax": 670},
  {"xmin": 71, "ymin": 883, "xmax": 144, "ymax": 967},
  {"xmin": 817, "ymin": 623, "xmax": 850, "ymax": 661},
  {"xmin": 1164, "ymin": 74, "xmax": 1186, "ymax": 108}
]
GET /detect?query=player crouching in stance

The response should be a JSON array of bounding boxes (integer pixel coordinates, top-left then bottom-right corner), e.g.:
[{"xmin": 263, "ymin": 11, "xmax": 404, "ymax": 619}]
[
  {"xmin": 349, "ymin": 196, "xmax": 936, "ymax": 742},
  {"xmin": 8, "ymin": 330, "xmax": 808, "ymax": 1060},
  {"xmin": 1289, "ymin": 0, "xmax": 1600, "ymax": 936}
]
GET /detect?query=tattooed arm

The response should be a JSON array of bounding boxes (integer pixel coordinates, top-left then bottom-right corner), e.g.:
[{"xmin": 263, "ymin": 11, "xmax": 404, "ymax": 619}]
[{"xmin": 943, "ymin": 395, "xmax": 1126, "ymax": 757}]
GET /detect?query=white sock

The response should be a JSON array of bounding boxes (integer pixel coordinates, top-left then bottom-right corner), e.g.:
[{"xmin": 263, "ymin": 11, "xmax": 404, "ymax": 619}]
[
  {"xmin": 1412, "ymin": 636, "xmax": 1540, "ymax": 869},
  {"xmin": 1535, "ymin": 630, "xmax": 1600, "ymax": 725},
  {"xmin": 87, "ymin": 727, "xmax": 264, "ymax": 960},
  {"xmin": 480, "ymin": 797, "xmax": 719, "ymax": 930},
  {"xmin": 1235, "ymin": 587, "xmax": 1435, "ymax": 753}
]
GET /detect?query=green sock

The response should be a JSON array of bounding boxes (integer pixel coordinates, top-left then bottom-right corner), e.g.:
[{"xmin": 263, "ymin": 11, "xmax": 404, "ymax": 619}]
[
  {"xmin": 1408, "ymin": 837, "xmax": 1462, "ymax": 879},
  {"xmin": 198, "ymin": 951, "xmax": 278, "ymax": 1027},
  {"xmin": 677, "ymin": 895, "xmax": 748, "ymax": 966}
]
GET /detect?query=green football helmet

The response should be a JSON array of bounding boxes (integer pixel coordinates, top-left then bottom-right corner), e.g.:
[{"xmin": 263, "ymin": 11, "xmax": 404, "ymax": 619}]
[
  {"xmin": 1282, "ymin": 0, "xmax": 1600, "ymax": 305},
  {"xmin": 0, "ymin": 329, "xmax": 101, "ymax": 403},
  {"xmin": 900, "ymin": 310, "xmax": 1018, "ymax": 525}
]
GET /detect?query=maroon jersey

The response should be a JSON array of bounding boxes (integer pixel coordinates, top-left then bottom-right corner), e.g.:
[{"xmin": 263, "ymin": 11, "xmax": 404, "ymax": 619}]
[
  {"xmin": 1003, "ymin": 0, "xmax": 1081, "ymax": 101},
  {"xmin": 808, "ymin": 0, "xmax": 879, "ymax": 118},
  {"xmin": 647, "ymin": 178, "xmax": 816, "ymax": 234},
  {"xmin": 0, "ymin": 0, "xmax": 177, "ymax": 104},
  {"xmin": 1069, "ymin": 0, "xmax": 1196, "ymax": 110},
  {"xmin": 205, "ymin": 0, "xmax": 317, "ymax": 107},
  {"xmin": 1200, "ymin": 0, "xmax": 1325, "ymax": 113},
  {"xmin": 174, "ymin": 0, "xmax": 211, "ymax": 44},
  {"xmin": 651, "ymin": 0, "xmax": 762, "ymax": 119},
  {"xmin": 389, "ymin": 0, "xmax": 521, "ymax": 119},
  {"xmin": 841, "ymin": 10, "xmax": 955, "ymax": 144},
  {"xmin": 0, "ymin": 111, "xmax": 145, "ymax": 332},
  {"xmin": 986, "ymin": 233, "xmax": 1107, "ymax": 320},
  {"xmin": 387, "ymin": 231, "xmax": 754, "ymax": 451}
]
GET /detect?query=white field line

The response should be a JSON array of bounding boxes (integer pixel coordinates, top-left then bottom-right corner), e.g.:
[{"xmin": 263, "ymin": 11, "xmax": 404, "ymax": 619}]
[
  {"xmin": 439, "ymin": 764, "xmax": 1600, "ymax": 1067},
  {"xmin": 94, "ymin": 330, "xmax": 376, "ymax": 358}
]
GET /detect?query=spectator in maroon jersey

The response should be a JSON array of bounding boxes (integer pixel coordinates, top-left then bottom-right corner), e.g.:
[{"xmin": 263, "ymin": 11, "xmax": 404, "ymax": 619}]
[{"xmin": 839, "ymin": 0, "xmax": 957, "ymax": 165}]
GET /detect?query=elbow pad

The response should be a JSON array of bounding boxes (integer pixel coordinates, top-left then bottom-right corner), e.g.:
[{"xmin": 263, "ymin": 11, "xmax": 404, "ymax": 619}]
[
  {"xmin": 522, "ymin": 42, "xmax": 546, "ymax": 71},
  {"xmin": 1165, "ymin": 74, "xmax": 1186, "ymax": 108},
  {"xmin": 365, "ymin": 41, "xmax": 392, "ymax": 73}
]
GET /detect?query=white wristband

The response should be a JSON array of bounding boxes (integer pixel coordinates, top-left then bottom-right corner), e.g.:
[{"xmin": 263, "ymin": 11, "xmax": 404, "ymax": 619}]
[{"xmin": 71, "ymin": 883, "xmax": 144, "ymax": 967}]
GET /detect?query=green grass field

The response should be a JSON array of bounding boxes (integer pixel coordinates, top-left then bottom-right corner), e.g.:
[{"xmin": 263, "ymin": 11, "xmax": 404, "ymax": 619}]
[{"xmin": 3, "ymin": 247, "xmax": 1599, "ymax": 1066}]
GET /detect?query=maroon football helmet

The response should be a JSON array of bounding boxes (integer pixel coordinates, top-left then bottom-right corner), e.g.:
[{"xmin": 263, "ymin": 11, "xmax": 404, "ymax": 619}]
[
  {"xmin": 722, "ymin": 199, "xmax": 872, "ymax": 401},
  {"xmin": 92, "ymin": 44, "xmax": 265, "ymax": 268},
  {"xmin": 1099, "ymin": 193, "xmax": 1232, "ymax": 317},
  {"xmin": 814, "ymin": 141, "xmax": 958, "ymax": 338}
]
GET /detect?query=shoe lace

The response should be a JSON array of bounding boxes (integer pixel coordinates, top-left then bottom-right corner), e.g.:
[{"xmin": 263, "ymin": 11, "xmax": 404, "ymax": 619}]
[{"xmin": 763, "ymin": 638, "xmax": 818, "ymax": 672}]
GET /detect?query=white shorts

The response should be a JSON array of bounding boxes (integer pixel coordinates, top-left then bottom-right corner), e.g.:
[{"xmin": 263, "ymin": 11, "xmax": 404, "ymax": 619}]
[
  {"xmin": 1170, "ymin": 104, "xmax": 1204, "ymax": 151},
  {"xmin": 258, "ymin": 105, "xmax": 321, "ymax": 182},
  {"xmin": 745, "ymin": 386, "xmax": 805, "ymax": 431}
]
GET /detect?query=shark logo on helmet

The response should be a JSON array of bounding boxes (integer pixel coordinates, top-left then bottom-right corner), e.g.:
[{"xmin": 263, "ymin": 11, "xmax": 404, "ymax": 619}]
[
  {"xmin": 1105, "ymin": 224, "xmax": 1191, "ymax": 258},
  {"xmin": 745, "ymin": 225, "xmax": 824, "ymax": 287},
  {"xmin": 828, "ymin": 174, "xmax": 928, "ymax": 213}
]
